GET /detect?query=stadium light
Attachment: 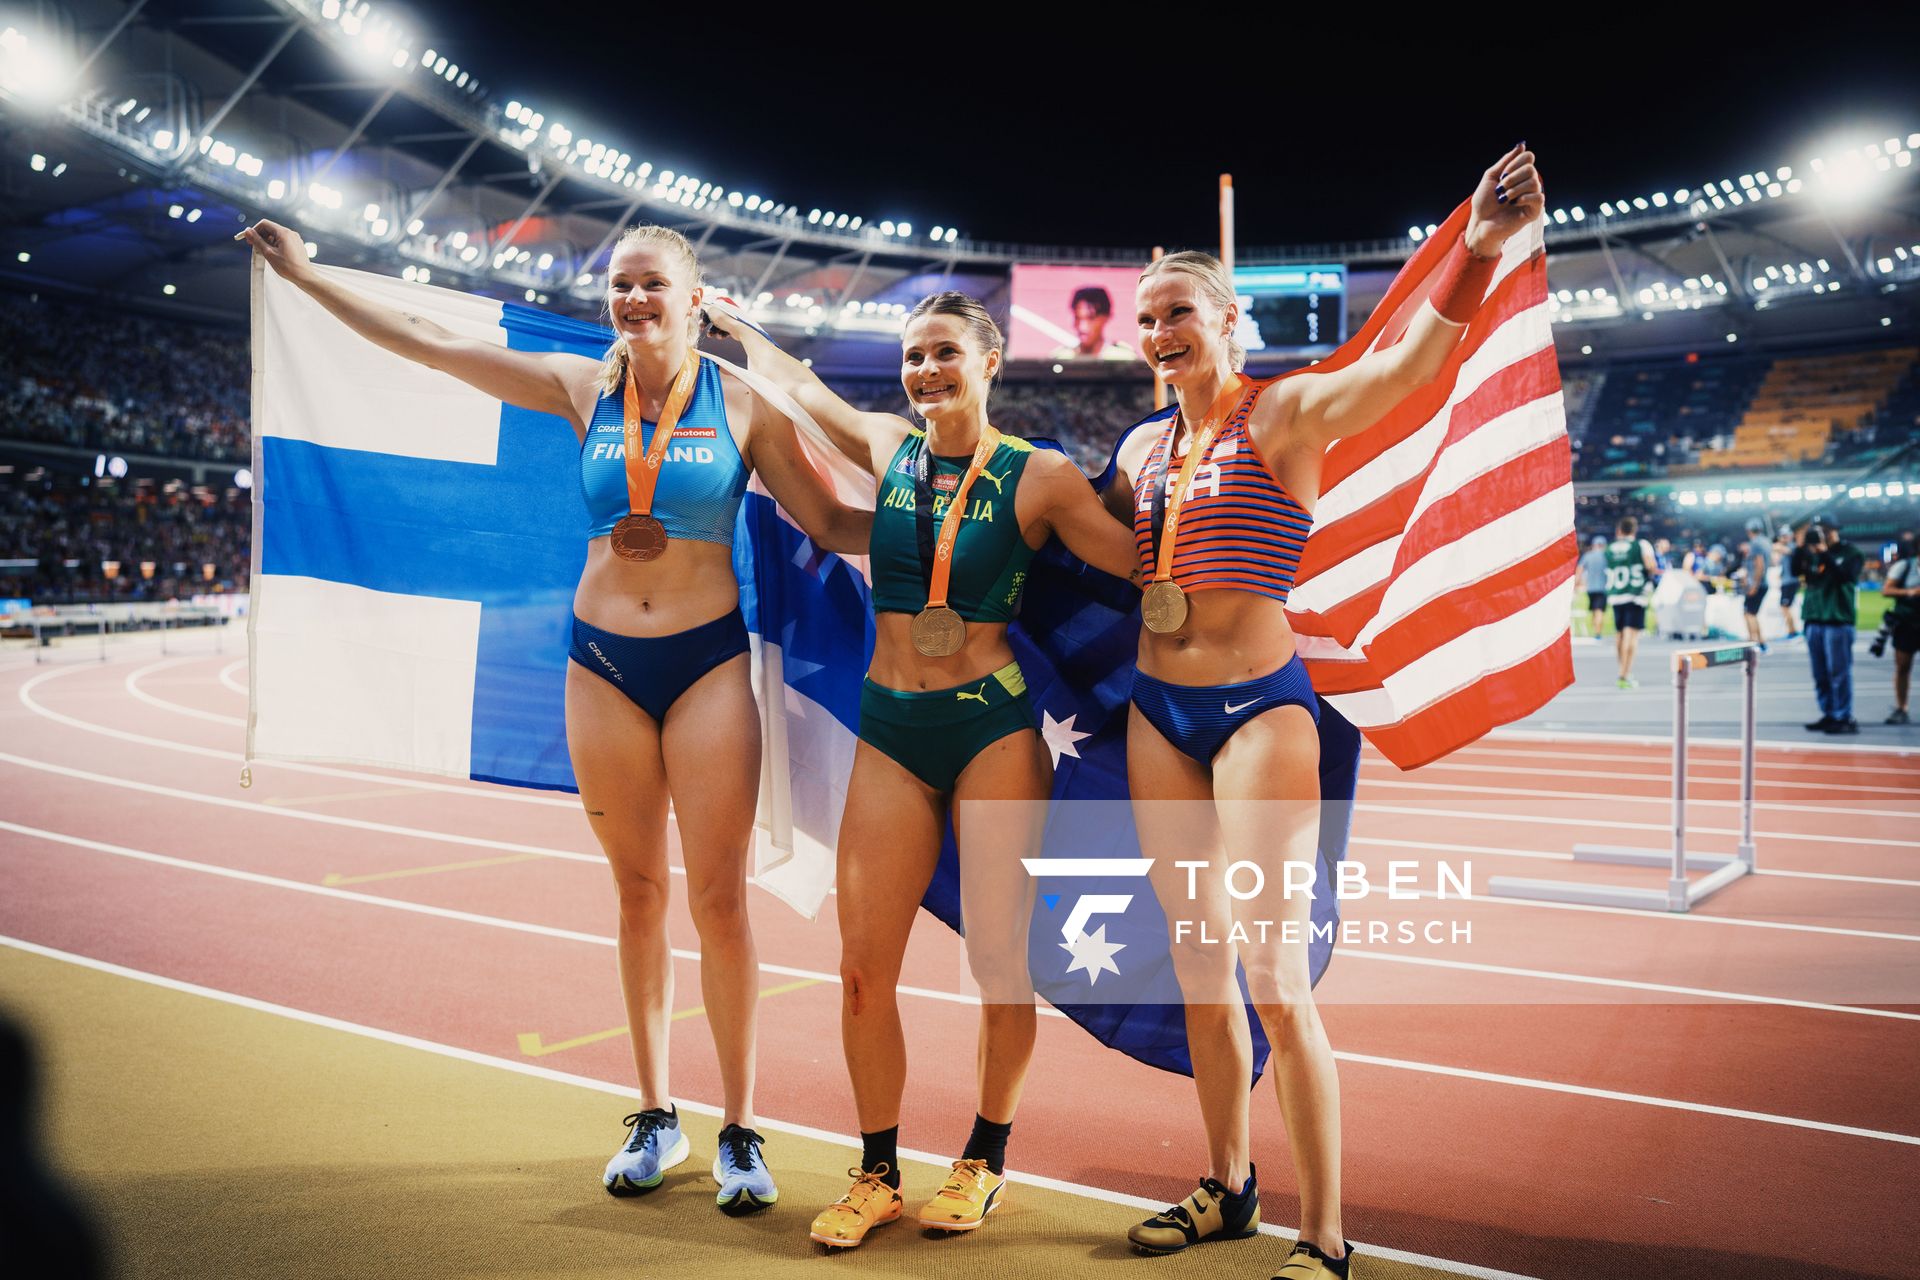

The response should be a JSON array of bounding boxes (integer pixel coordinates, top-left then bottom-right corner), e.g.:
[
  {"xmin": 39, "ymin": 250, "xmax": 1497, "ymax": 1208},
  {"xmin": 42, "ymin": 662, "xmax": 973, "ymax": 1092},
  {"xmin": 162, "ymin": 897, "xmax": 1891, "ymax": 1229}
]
[
  {"xmin": 162, "ymin": 284, "xmax": 176, "ymax": 295},
  {"xmin": 0, "ymin": 24, "xmax": 78, "ymax": 106}
]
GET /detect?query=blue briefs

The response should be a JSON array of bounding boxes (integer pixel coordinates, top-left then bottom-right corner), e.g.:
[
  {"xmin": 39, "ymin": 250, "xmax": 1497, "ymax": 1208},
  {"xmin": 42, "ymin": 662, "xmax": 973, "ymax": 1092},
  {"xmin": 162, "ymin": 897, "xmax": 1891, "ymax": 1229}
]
[
  {"xmin": 1130, "ymin": 652, "xmax": 1319, "ymax": 765},
  {"xmin": 567, "ymin": 609, "xmax": 750, "ymax": 724}
]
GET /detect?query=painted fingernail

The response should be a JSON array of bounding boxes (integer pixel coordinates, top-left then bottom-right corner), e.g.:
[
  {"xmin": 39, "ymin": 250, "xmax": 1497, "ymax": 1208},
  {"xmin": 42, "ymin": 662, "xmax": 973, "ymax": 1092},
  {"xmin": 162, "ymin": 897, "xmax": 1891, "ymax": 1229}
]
[{"xmin": 1497, "ymin": 194, "xmax": 1507, "ymax": 203}]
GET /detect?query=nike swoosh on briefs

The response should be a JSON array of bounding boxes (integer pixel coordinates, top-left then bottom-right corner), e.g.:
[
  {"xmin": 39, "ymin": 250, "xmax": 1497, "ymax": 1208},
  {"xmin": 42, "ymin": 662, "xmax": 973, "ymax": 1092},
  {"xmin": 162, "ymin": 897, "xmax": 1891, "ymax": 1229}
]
[{"xmin": 1223, "ymin": 699, "xmax": 1260, "ymax": 714}]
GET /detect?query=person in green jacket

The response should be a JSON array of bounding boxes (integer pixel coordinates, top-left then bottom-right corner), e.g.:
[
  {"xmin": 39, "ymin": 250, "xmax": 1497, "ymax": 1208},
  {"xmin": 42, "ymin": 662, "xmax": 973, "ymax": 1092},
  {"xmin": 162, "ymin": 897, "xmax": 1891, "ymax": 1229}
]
[{"xmin": 1800, "ymin": 515, "xmax": 1864, "ymax": 734}]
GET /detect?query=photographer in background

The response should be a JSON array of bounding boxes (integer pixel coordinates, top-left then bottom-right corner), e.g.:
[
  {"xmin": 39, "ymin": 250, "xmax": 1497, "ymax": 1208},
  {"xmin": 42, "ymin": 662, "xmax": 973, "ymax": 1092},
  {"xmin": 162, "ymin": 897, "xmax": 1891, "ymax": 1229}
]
[
  {"xmin": 1876, "ymin": 529, "xmax": 1918, "ymax": 725},
  {"xmin": 1775, "ymin": 529, "xmax": 1802, "ymax": 640},
  {"xmin": 1801, "ymin": 515, "xmax": 1864, "ymax": 735}
]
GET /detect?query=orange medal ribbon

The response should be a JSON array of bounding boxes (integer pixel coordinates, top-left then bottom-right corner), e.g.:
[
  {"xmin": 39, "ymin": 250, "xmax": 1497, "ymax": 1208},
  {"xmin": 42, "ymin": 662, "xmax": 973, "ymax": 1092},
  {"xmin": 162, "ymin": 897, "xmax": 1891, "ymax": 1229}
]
[
  {"xmin": 610, "ymin": 350, "xmax": 700, "ymax": 561},
  {"xmin": 911, "ymin": 426, "xmax": 1002, "ymax": 657}
]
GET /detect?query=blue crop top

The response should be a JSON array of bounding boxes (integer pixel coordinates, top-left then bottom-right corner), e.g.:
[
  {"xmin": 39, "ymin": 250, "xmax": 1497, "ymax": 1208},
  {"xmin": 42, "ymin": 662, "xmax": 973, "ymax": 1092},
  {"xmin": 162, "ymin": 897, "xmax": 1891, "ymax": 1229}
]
[{"xmin": 580, "ymin": 355, "xmax": 749, "ymax": 546}]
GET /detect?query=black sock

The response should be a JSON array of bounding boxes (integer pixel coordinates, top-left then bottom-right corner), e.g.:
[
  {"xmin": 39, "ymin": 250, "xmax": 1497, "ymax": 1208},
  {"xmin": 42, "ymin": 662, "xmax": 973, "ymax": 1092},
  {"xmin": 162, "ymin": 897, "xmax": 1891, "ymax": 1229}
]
[
  {"xmin": 861, "ymin": 1126, "xmax": 900, "ymax": 1189},
  {"xmin": 961, "ymin": 1115, "xmax": 1013, "ymax": 1175}
]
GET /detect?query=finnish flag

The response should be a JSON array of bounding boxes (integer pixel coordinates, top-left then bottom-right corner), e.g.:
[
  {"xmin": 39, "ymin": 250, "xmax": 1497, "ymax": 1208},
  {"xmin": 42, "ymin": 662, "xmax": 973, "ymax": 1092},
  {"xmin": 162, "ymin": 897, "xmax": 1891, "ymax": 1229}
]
[{"xmin": 246, "ymin": 261, "xmax": 872, "ymax": 916}]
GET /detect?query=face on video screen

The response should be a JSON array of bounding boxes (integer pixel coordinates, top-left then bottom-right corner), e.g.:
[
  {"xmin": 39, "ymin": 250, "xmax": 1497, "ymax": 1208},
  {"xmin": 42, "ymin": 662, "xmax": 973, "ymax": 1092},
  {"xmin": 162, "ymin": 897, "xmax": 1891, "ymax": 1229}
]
[{"xmin": 1008, "ymin": 264, "xmax": 1145, "ymax": 362}]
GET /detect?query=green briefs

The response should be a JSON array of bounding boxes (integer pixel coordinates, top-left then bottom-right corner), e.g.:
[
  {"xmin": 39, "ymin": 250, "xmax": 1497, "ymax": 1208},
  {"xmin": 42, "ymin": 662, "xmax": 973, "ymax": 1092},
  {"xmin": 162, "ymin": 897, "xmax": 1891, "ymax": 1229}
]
[{"xmin": 858, "ymin": 662, "xmax": 1035, "ymax": 793}]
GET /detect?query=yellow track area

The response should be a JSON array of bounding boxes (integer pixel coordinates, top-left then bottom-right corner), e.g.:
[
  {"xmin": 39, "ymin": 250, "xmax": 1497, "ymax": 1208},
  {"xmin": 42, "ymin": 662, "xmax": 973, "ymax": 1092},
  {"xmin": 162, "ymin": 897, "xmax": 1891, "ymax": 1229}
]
[{"xmin": 4, "ymin": 946, "xmax": 1470, "ymax": 1279}]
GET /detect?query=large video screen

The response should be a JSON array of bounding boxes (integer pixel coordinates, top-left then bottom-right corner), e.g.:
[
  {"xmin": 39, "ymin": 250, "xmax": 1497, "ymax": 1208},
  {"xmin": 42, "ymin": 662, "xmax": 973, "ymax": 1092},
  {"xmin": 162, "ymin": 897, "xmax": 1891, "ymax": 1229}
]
[
  {"xmin": 1232, "ymin": 264, "xmax": 1345, "ymax": 352},
  {"xmin": 1008, "ymin": 264, "xmax": 1145, "ymax": 363}
]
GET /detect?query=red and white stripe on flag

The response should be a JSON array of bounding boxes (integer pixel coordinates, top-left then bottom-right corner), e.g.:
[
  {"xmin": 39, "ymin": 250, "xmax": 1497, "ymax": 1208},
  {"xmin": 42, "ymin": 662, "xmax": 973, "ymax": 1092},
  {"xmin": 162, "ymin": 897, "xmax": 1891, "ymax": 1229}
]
[{"xmin": 1283, "ymin": 199, "xmax": 1574, "ymax": 769}]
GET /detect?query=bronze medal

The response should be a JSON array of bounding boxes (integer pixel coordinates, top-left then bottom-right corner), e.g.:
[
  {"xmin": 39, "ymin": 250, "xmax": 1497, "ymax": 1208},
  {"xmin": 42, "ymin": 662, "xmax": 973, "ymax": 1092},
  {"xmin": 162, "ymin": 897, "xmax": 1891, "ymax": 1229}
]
[
  {"xmin": 614, "ymin": 351, "xmax": 699, "ymax": 561},
  {"xmin": 610, "ymin": 514, "xmax": 668, "ymax": 562},
  {"xmin": 1141, "ymin": 580, "xmax": 1189, "ymax": 634},
  {"xmin": 911, "ymin": 604, "xmax": 967, "ymax": 657},
  {"xmin": 909, "ymin": 426, "xmax": 1001, "ymax": 660}
]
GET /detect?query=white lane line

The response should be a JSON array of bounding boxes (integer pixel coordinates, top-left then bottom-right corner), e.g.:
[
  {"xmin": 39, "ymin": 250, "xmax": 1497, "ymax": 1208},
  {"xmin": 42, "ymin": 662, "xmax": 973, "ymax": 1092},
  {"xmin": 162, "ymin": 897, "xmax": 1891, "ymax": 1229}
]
[
  {"xmin": 6, "ymin": 816, "xmax": 1914, "ymax": 1041},
  {"xmin": 0, "ymin": 936, "xmax": 1541, "ymax": 1280},
  {"xmin": 0, "ymin": 819, "xmax": 1014, "ymax": 1014},
  {"xmin": 125, "ymin": 655, "xmax": 243, "ymax": 726},
  {"xmin": 1414, "ymin": 744, "xmax": 1920, "ymax": 777},
  {"xmin": 217, "ymin": 658, "xmax": 248, "ymax": 696},
  {"xmin": 1336, "ymin": 948, "xmax": 1920, "ymax": 1021},
  {"xmin": 1351, "ymin": 837, "xmax": 1920, "ymax": 890},
  {"xmin": 18, "ymin": 664, "xmax": 581, "ymax": 809},
  {"xmin": 1364, "ymin": 803, "xmax": 1920, "ymax": 849},
  {"xmin": 1334, "ymin": 1047, "xmax": 1920, "ymax": 1147},
  {"xmin": 1356, "ymin": 775, "xmax": 1918, "ymax": 821},
  {"xmin": 0, "ymin": 751, "xmax": 609, "ymax": 866},
  {"xmin": 0, "ymin": 741, "xmax": 1893, "ymax": 939},
  {"xmin": 1393, "ymin": 889, "xmax": 1920, "ymax": 944},
  {"xmin": 1364, "ymin": 758, "xmax": 1920, "ymax": 798},
  {"xmin": 1482, "ymin": 727, "xmax": 1916, "ymax": 758}
]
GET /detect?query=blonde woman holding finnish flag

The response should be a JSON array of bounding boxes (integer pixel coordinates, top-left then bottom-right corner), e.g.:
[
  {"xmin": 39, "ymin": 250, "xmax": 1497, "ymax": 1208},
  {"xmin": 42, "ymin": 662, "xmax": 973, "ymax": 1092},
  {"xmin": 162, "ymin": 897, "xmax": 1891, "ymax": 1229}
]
[
  {"xmin": 241, "ymin": 218, "xmax": 869, "ymax": 1213},
  {"xmin": 1103, "ymin": 145, "xmax": 1544, "ymax": 1279}
]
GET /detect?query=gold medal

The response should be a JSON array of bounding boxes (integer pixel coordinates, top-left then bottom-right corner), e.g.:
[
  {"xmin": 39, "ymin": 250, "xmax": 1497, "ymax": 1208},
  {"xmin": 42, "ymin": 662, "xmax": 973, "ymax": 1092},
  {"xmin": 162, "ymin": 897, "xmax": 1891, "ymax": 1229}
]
[
  {"xmin": 610, "ymin": 514, "xmax": 668, "ymax": 562},
  {"xmin": 1141, "ymin": 580, "xmax": 1189, "ymax": 633},
  {"xmin": 1141, "ymin": 377, "xmax": 1251, "ymax": 630},
  {"xmin": 911, "ymin": 604, "xmax": 966, "ymax": 657}
]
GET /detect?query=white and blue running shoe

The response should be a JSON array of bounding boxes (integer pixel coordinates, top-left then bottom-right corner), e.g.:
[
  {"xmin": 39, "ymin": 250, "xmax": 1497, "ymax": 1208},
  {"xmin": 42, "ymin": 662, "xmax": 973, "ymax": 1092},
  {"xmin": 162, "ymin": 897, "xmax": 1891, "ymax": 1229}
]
[
  {"xmin": 712, "ymin": 1124, "xmax": 777, "ymax": 1214},
  {"xmin": 604, "ymin": 1107, "xmax": 689, "ymax": 1196}
]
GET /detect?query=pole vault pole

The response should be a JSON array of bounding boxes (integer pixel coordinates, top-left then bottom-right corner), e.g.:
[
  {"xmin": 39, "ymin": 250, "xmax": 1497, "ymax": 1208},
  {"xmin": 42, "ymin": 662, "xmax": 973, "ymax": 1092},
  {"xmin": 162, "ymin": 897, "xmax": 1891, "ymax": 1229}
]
[
  {"xmin": 1151, "ymin": 245, "xmax": 1167, "ymax": 411},
  {"xmin": 1219, "ymin": 174, "xmax": 1235, "ymax": 273}
]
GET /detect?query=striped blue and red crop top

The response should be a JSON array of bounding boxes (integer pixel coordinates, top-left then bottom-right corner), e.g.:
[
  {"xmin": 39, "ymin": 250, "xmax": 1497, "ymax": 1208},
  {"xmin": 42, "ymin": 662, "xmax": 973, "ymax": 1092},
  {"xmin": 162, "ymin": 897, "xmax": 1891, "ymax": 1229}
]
[
  {"xmin": 1130, "ymin": 382, "xmax": 1313, "ymax": 605},
  {"xmin": 579, "ymin": 355, "xmax": 749, "ymax": 547}
]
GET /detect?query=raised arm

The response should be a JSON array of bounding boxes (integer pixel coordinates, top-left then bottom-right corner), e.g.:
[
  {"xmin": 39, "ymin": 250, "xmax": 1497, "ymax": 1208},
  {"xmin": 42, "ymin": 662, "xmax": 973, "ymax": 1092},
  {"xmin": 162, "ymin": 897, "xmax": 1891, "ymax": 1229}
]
[
  {"xmin": 732, "ymin": 373, "xmax": 873, "ymax": 555},
  {"xmin": 1027, "ymin": 450, "xmax": 1143, "ymax": 583},
  {"xmin": 240, "ymin": 219, "xmax": 596, "ymax": 431},
  {"xmin": 701, "ymin": 299, "xmax": 905, "ymax": 476},
  {"xmin": 1268, "ymin": 144, "xmax": 1544, "ymax": 450}
]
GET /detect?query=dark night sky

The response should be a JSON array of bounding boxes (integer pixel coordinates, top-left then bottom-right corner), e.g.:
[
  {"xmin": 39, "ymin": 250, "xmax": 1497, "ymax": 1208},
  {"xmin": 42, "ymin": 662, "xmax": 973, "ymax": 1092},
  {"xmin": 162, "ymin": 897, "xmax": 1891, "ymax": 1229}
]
[{"xmin": 435, "ymin": 9, "xmax": 1917, "ymax": 250}]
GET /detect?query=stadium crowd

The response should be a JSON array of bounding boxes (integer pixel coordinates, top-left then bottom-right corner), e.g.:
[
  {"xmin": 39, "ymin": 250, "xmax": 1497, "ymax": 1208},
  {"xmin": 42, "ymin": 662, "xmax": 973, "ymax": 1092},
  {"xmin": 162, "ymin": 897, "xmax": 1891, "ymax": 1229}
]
[
  {"xmin": 0, "ymin": 292, "xmax": 251, "ymax": 464},
  {"xmin": 0, "ymin": 466, "xmax": 251, "ymax": 603}
]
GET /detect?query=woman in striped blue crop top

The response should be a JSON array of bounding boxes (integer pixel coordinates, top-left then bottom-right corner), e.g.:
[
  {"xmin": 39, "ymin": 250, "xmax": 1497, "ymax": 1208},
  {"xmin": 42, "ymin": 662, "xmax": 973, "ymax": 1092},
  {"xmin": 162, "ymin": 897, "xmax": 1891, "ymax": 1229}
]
[
  {"xmin": 1103, "ymin": 146, "xmax": 1546, "ymax": 1274},
  {"xmin": 242, "ymin": 217, "xmax": 869, "ymax": 1214}
]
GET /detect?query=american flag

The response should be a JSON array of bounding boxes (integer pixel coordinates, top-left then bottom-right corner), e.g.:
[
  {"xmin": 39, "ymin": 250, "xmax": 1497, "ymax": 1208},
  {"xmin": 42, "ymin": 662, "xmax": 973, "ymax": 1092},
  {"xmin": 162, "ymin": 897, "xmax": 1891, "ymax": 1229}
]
[{"xmin": 1283, "ymin": 201, "xmax": 1573, "ymax": 768}]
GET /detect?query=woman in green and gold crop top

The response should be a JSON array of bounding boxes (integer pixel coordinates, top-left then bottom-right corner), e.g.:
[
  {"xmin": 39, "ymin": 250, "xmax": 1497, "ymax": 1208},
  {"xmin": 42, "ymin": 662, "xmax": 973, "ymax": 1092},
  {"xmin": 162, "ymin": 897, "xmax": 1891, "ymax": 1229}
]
[{"xmin": 707, "ymin": 292, "xmax": 1137, "ymax": 1245}]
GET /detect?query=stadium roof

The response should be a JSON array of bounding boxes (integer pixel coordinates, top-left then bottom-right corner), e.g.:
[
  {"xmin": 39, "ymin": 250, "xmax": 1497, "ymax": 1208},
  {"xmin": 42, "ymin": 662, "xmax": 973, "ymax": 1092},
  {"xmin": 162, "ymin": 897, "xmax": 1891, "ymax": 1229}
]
[{"xmin": 1, "ymin": 1, "xmax": 1916, "ymax": 363}]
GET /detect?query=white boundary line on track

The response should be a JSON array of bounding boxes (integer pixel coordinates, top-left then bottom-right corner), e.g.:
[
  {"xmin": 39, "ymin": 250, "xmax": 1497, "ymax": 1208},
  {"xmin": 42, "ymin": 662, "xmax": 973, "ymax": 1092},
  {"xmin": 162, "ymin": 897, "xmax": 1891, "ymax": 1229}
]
[
  {"xmin": 0, "ymin": 934, "xmax": 1544, "ymax": 1280},
  {"xmin": 216, "ymin": 658, "xmax": 248, "ymax": 696},
  {"xmin": 7, "ymin": 814, "xmax": 1917, "ymax": 1059},
  {"xmin": 28, "ymin": 660, "xmax": 1918, "ymax": 856},
  {"xmin": 18, "ymin": 664, "xmax": 581, "ymax": 808},
  {"xmin": 1482, "ymin": 727, "xmax": 1916, "ymax": 758},
  {"xmin": 1350, "ymin": 837, "xmax": 1920, "ymax": 890}
]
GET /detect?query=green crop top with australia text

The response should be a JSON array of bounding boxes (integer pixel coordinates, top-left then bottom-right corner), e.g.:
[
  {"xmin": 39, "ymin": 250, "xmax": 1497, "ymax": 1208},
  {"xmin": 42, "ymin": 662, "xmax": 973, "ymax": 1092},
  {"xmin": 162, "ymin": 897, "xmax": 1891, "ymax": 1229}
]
[{"xmin": 869, "ymin": 427, "xmax": 1037, "ymax": 624}]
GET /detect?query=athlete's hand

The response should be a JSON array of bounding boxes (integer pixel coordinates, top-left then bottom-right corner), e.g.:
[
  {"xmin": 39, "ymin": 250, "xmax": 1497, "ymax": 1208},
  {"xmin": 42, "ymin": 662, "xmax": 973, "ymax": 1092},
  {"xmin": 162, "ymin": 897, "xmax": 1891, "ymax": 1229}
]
[
  {"xmin": 236, "ymin": 219, "xmax": 315, "ymax": 282},
  {"xmin": 1465, "ymin": 143, "xmax": 1543, "ymax": 258},
  {"xmin": 700, "ymin": 294, "xmax": 750, "ymax": 340}
]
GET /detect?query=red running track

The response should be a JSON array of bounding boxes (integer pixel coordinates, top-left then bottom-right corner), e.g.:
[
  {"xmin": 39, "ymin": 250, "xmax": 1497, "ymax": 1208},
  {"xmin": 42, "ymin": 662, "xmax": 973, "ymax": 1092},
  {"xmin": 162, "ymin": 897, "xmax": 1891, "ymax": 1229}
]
[{"xmin": 2, "ymin": 643, "xmax": 1918, "ymax": 1279}]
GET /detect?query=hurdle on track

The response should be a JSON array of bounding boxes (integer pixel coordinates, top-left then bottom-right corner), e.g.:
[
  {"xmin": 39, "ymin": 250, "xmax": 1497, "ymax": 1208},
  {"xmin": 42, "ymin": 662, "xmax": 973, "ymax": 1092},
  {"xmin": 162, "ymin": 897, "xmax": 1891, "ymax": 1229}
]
[{"xmin": 1488, "ymin": 643, "xmax": 1760, "ymax": 913}]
